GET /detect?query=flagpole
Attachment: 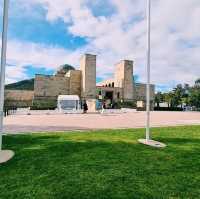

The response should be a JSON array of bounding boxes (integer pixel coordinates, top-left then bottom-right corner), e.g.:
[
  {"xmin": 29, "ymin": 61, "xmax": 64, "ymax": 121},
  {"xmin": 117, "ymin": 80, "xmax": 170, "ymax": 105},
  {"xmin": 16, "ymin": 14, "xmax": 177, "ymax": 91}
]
[
  {"xmin": 146, "ymin": 0, "xmax": 151, "ymax": 141},
  {"xmin": 138, "ymin": 0, "xmax": 166, "ymax": 148},
  {"xmin": 0, "ymin": 0, "xmax": 9, "ymax": 151},
  {"xmin": 0, "ymin": 0, "xmax": 14, "ymax": 164}
]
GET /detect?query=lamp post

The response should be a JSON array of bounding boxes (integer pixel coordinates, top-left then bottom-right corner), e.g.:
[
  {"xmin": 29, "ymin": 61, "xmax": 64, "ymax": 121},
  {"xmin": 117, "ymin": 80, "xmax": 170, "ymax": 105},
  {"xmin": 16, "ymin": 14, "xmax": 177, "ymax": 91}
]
[
  {"xmin": 138, "ymin": 0, "xmax": 166, "ymax": 148},
  {"xmin": 0, "ymin": 0, "xmax": 14, "ymax": 164}
]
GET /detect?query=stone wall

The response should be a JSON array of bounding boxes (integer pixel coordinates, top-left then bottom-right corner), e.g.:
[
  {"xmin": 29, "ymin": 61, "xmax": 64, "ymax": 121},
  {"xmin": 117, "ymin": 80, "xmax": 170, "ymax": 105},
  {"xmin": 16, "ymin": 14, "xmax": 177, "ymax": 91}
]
[
  {"xmin": 80, "ymin": 54, "xmax": 96, "ymax": 99},
  {"xmin": 68, "ymin": 70, "xmax": 81, "ymax": 96},
  {"xmin": 114, "ymin": 60, "xmax": 134, "ymax": 100},
  {"xmin": 33, "ymin": 71, "xmax": 82, "ymax": 109},
  {"xmin": 32, "ymin": 54, "xmax": 155, "ymax": 110},
  {"xmin": 34, "ymin": 74, "xmax": 70, "ymax": 99},
  {"xmin": 133, "ymin": 83, "xmax": 155, "ymax": 101},
  {"xmin": 5, "ymin": 90, "xmax": 34, "ymax": 107}
]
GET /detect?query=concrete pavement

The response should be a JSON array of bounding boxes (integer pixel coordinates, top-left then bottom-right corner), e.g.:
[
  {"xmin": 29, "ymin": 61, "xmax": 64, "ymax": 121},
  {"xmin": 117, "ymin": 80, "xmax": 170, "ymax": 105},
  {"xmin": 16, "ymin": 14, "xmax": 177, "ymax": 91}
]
[{"xmin": 3, "ymin": 111, "xmax": 200, "ymax": 134}]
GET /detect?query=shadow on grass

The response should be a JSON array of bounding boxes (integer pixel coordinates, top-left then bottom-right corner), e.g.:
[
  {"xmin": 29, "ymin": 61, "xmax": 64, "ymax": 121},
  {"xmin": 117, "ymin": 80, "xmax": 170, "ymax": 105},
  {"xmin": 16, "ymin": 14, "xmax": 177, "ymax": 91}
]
[
  {"xmin": 0, "ymin": 133, "xmax": 200, "ymax": 199},
  {"xmin": 154, "ymin": 137, "xmax": 200, "ymax": 145}
]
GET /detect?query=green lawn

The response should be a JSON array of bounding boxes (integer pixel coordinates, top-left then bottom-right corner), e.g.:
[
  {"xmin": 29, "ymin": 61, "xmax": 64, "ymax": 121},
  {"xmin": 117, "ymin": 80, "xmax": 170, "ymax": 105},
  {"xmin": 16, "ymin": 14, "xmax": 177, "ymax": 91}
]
[{"xmin": 0, "ymin": 126, "xmax": 200, "ymax": 199}]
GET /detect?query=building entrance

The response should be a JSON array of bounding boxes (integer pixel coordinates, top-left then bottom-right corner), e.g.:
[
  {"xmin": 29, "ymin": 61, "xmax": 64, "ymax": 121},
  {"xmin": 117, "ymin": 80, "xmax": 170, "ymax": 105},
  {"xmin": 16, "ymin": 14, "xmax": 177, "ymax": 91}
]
[{"xmin": 105, "ymin": 91, "xmax": 113, "ymax": 102}]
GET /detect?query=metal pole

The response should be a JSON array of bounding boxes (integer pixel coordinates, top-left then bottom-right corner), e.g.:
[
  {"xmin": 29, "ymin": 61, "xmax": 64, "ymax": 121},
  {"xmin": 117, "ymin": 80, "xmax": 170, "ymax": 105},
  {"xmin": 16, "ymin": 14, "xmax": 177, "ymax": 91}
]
[
  {"xmin": 138, "ymin": 0, "xmax": 166, "ymax": 148},
  {"xmin": 146, "ymin": 0, "xmax": 151, "ymax": 141},
  {"xmin": 0, "ymin": 0, "xmax": 9, "ymax": 151}
]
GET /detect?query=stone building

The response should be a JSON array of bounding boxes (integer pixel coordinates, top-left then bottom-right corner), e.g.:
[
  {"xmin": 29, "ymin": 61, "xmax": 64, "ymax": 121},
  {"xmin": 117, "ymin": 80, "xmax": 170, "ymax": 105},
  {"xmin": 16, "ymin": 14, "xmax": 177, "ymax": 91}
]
[
  {"xmin": 5, "ymin": 90, "xmax": 34, "ymax": 107},
  {"xmin": 33, "ymin": 54, "xmax": 155, "ymax": 110}
]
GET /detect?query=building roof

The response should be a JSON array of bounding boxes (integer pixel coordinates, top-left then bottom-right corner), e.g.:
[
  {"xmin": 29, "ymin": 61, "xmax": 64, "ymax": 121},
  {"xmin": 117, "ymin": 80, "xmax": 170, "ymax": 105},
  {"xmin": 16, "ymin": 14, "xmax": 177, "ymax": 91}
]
[{"xmin": 97, "ymin": 78, "xmax": 115, "ymax": 86}]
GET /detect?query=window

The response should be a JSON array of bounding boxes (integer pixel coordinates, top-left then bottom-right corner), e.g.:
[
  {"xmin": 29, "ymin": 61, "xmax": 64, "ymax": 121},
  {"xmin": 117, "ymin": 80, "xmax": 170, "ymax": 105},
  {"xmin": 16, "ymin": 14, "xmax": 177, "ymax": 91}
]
[
  {"xmin": 99, "ymin": 90, "xmax": 102, "ymax": 95},
  {"xmin": 59, "ymin": 100, "xmax": 77, "ymax": 110},
  {"xmin": 112, "ymin": 82, "xmax": 114, "ymax": 87}
]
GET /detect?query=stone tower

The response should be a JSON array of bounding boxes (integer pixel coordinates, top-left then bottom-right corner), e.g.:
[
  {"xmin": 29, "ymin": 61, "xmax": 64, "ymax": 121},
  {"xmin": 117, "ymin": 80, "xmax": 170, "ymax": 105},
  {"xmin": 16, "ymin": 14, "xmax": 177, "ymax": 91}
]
[
  {"xmin": 114, "ymin": 60, "xmax": 134, "ymax": 100},
  {"xmin": 80, "ymin": 54, "xmax": 96, "ymax": 99}
]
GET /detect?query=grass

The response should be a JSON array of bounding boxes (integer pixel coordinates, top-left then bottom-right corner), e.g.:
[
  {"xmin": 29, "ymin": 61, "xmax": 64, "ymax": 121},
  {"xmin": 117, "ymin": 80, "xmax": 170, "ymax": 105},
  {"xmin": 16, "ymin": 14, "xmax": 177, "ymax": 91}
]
[{"xmin": 0, "ymin": 126, "xmax": 200, "ymax": 199}]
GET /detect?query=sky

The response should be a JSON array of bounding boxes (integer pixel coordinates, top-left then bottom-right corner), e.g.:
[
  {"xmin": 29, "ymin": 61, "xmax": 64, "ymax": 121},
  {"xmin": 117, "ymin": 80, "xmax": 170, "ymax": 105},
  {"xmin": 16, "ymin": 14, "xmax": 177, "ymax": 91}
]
[{"xmin": 0, "ymin": 0, "xmax": 200, "ymax": 92}]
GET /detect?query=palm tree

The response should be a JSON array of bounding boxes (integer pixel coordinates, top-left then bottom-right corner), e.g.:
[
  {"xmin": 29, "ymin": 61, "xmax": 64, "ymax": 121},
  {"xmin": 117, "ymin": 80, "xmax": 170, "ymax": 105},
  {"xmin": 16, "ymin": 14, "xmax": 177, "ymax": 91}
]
[
  {"xmin": 164, "ymin": 92, "xmax": 173, "ymax": 108},
  {"xmin": 195, "ymin": 78, "xmax": 200, "ymax": 87},
  {"xmin": 154, "ymin": 92, "xmax": 163, "ymax": 107}
]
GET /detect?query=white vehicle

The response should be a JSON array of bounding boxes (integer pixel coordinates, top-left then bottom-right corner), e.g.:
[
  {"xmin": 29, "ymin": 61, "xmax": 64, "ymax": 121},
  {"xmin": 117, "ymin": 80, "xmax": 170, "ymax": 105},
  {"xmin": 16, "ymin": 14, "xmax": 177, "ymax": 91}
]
[{"xmin": 57, "ymin": 95, "xmax": 82, "ymax": 113}]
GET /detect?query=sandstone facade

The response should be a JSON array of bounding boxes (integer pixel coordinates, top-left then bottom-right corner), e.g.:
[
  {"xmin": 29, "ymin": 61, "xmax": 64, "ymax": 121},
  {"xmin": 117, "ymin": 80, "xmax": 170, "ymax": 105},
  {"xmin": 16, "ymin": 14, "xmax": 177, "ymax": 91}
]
[
  {"xmin": 34, "ymin": 75, "xmax": 70, "ymax": 99},
  {"xmin": 5, "ymin": 54, "xmax": 155, "ymax": 110},
  {"xmin": 33, "ymin": 54, "xmax": 155, "ymax": 109},
  {"xmin": 5, "ymin": 90, "xmax": 34, "ymax": 107},
  {"xmin": 80, "ymin": 54, "xmax": 96, "ymax": 99},
  {"xmin": 114, "ymin": 60, "xmax": 134, "ymax": 100}
]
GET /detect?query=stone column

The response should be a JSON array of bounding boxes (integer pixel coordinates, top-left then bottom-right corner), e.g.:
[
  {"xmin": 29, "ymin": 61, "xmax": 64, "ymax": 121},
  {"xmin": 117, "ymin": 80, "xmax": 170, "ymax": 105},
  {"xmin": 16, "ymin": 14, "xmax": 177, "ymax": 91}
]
[
  {"xmin": 114, "ymin": 60, "xmax": 134, "ymax": 100},
  {"xmin": 80, "ymin": 54, "xmax": 96, "ymax": 99},
  {"xmin": 80, "ymin": 54, "xmax": 97, "ymax": 112}
]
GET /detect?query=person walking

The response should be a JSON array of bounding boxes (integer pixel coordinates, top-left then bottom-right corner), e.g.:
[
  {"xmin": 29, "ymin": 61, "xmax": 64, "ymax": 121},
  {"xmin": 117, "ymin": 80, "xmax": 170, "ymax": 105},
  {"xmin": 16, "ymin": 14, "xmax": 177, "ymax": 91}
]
[
  {"xmin": 83, "ymin": 101, "xmax": 88, "ymax": 114},
  {"xmin": 101, "ymin": 101, "xmax": 106, "ymax": 114}
]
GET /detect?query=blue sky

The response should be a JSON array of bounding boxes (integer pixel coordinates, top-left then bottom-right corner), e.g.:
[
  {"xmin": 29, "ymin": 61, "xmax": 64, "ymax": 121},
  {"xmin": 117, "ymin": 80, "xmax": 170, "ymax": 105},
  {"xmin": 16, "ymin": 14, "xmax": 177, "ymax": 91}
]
[{"xmin": 1, "ymin": 0, "xmax": 200, "ymax": 92}]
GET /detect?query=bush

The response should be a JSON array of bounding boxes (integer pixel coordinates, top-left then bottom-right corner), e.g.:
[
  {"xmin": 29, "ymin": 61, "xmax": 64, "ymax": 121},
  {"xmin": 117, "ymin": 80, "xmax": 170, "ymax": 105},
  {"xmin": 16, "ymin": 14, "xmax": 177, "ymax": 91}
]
[
  {"xmin": 154, "ymin": 107, "xmax": 183, "ymax": 111},
  {"xmin": 115, "ymin": 101, "xmax": 136, "ymax": 109},
  {"xmin": 31, "ymin": 99, "xmax": 57, "ymax": 110}
]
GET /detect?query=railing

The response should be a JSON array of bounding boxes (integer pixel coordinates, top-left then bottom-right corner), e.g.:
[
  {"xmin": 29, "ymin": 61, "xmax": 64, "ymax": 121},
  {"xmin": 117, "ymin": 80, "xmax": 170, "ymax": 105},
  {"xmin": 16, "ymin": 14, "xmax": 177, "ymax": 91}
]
[{"xmin": 4, "ymin": 106, "xmax": 17, "ymax": 117}]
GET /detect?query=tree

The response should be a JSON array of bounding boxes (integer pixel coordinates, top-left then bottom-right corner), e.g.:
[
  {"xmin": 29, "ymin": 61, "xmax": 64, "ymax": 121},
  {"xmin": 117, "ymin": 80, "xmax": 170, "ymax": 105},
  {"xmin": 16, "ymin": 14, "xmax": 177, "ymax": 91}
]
[
  {"xmin": 189, "ymin": 88, "xmax": 200, "ymax": 108},
  {"xmin": 171, "ymin": 84, "xmax": 187, "ymax": 108},
  {"xmin": 182, "ymin": 84, "xmax": 190, "ymax": 106},
  {"xmin": 195, "ymin": 78, "xmax": 200, "ymax": 86},
  {"xmin": 163, "ymin": 92, "xmax": 174, "ymax": 108},
  {"xmin": 170, "ymin": 85, "xmax": 180, "ymax": 107},
  {"xmin": 56, "ymin": 64, "xmax": 75, "ymax": 75},
  {"xmin": 154, "ymin": 92, "xmax": 163, "ymax": 107},
  {"xmin": 189, "ymin": 80, "xmax": 200, "ymax": 109},
  {"xmin": 157, "ymin": 78, "xmax": 200, "ymax": 111}
]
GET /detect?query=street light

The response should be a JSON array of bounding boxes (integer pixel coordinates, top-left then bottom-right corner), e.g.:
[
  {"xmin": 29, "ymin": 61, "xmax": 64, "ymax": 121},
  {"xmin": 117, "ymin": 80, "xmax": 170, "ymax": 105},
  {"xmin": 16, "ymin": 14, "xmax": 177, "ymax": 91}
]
[
  {"xmin": 0, "ymin": 0, "xmax": 14, "ymax": 164},
  {"xmin": 138, "ymin": 0, "xmax": 166, "ymax": 148}
]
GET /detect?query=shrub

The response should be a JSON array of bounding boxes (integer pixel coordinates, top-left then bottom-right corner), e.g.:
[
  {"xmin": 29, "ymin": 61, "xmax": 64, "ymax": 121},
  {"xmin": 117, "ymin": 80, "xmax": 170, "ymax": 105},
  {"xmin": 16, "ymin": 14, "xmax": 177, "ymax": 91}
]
[
  {"xmin": 154, "ymin": 107, "xmax": 183, "ymax": 111},
  {"xmin": 115, "ymin": 101, "xmax": 136, "ymax": 109},
  {"xmin": 31, "ymin": 99, "xmax": 57, "ymax": 110}
]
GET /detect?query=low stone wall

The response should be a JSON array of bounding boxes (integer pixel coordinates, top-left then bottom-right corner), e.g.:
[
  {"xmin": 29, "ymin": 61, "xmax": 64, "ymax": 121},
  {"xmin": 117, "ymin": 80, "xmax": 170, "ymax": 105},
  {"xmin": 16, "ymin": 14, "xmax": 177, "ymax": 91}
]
[
  {"xmin": 5, "ymin": 90, "xmax": 34, "ymax": 101},
  {"xmin": 5, "ymin": 90, "xmax": 34, "ymax": 107}
]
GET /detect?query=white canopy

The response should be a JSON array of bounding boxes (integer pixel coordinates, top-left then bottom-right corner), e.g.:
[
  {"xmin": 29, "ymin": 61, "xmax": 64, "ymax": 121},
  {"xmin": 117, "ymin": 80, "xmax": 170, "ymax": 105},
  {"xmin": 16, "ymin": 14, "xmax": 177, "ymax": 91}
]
[
  {"xmin": 57, "ymin": 95, "xmax": 81, "ymax": 112},
  {"xmin": 57, "ymin": 95, "xmax": 80, "ymax": 101}
]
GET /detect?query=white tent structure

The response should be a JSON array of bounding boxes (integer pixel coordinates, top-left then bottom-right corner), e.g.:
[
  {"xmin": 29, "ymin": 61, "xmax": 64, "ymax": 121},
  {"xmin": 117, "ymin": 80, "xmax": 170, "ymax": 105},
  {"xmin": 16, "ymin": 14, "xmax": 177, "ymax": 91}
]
[
  {"xmin": 0, "ymin": 0, "xmax": 14, "ymax": 164},
  {"xmin": 57, "ymin": 95, "xmax": 82, "ymax": 113},
  {"xmin": 138, "ymin": 0, "xmax": 166, "ymax": 148}
]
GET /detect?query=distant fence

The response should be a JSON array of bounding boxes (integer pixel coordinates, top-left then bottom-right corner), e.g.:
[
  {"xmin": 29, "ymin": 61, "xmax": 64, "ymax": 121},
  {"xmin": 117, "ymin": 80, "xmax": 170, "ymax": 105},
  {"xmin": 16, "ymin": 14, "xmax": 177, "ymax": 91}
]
[
  {"xmin": 4, "ymin": 106, "xmax": 17, "ymax": 117},
  {"xmin": 154, "ymin": 107, "xmax": 183, "ymax": 111}
]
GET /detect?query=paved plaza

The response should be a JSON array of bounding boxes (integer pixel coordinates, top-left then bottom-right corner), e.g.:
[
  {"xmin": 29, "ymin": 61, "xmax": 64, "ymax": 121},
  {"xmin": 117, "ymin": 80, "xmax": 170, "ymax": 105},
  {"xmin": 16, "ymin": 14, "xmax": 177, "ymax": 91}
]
[{"xmin": 3, "ymin": 111, "xmax": 200, "ymax": 134}]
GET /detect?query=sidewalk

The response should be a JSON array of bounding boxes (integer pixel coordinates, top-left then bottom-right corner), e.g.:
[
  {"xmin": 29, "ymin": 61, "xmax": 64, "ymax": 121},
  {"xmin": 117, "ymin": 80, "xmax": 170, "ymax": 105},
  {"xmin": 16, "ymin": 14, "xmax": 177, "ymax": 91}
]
[{"xmin": 3, "ymin": 111, "xmax": 200, "ymax": 134}]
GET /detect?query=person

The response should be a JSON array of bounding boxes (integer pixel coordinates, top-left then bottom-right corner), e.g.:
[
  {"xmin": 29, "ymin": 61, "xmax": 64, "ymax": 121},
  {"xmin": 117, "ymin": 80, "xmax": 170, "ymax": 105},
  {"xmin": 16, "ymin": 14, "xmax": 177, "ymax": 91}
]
[
  {"xmin": 101, "ymin": 101, "xmax": 106, "ymax": 114},
  {"xmin": 83, "ymin": 101, "xmax": 88, "ymax": 114}
]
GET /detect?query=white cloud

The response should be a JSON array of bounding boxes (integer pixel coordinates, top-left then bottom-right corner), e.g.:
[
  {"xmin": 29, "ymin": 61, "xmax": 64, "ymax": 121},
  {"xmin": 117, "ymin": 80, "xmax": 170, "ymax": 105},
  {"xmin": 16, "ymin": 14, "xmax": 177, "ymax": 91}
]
[
  {"xmin": 5, "ymin": 40, "xmax": 87, "ymax": 83},
  {"xmin": 5, "ymin": 65, "xmax": 28, "ymax": 84},
  {"xmin": 3, "ymin": 0, "xmax": 200, "ymax": 90}
]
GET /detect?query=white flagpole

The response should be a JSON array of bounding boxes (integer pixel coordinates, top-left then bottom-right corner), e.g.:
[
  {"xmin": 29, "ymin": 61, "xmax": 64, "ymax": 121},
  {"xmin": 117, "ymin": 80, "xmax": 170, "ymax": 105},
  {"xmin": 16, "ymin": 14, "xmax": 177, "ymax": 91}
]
[
  {"xmin": 0, "ymin": 0, "xmax": 14, "ymax": 164},
  {"xmin": 0, "ymin": 0, "xmax": 9, "ymax": 151},
  {"xmin": 146, "ymin": 0, "xmax": 151, "ymax": 141},
  {"xmin": 138, "ymin": 0, "xmax": 166, "ymax": 148}
]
